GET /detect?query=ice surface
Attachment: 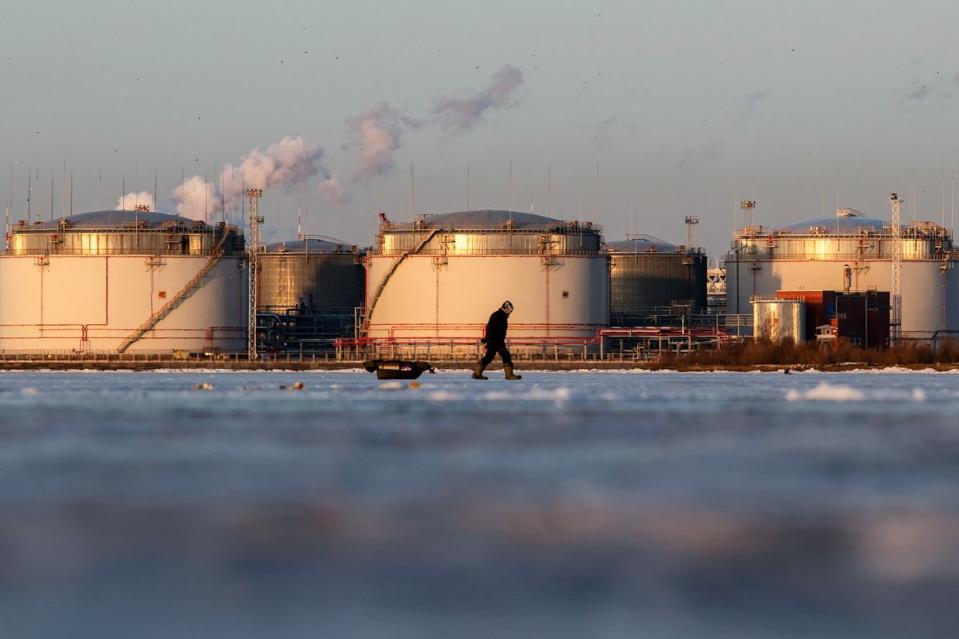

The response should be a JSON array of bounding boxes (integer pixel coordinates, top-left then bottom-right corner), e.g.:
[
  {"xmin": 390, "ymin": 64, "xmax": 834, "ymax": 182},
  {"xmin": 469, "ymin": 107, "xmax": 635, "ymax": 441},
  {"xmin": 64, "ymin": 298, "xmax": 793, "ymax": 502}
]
[{"xmin": 0, "ymin": 370, "xmax": 957, "ymax": 639}]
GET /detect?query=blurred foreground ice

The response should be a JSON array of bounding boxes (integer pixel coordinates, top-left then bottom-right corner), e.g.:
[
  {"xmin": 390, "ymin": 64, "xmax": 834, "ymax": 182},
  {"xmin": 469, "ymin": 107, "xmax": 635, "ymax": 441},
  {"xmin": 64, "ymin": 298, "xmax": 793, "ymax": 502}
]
[{"xmin": 0, "ymin": 370, "xmax": 957, "ymax": 639}]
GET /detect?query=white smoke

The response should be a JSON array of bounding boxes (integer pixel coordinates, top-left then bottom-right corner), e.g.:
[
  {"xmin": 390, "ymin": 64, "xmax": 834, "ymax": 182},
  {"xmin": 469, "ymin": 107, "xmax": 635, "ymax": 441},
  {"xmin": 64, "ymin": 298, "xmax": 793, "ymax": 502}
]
[
  {"xmin": 347, "ymin": 102, "xmax": 402, "ymax": 183},
  {"xmin": 115, "ymin": 191, "xmax": 155, "ymax": 211},
  {"xmin": 318, "ymin": 175, "xmax": 347, "ymax": 203},
  {"xmin": 173, "ymin": 176, "xmax": 218, "ymax": 220},
  {"xmin": 343, "ymin": 66, "xmax": 525, "ymax": 186},
  {"xmin": 431, "ymin": 65, "xmax": 524, "ymax": 131},
  {"xmin": 168, "ymin": 67, "xmax": 528, "ymax": 213},
  {"xmin": 172, "ymin": 135, "xmax": 343, "ymax": 219},
  {"xmin": 219, "ymin": 136, "xmax": 326, "ymax": 204}
]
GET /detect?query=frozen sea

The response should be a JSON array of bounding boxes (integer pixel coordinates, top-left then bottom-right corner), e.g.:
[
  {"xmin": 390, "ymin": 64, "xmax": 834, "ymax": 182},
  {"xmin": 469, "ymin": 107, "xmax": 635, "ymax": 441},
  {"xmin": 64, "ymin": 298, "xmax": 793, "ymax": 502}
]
[{"xmin": 1, "ymin": 369, "xmax": 958, "ymax": 639}]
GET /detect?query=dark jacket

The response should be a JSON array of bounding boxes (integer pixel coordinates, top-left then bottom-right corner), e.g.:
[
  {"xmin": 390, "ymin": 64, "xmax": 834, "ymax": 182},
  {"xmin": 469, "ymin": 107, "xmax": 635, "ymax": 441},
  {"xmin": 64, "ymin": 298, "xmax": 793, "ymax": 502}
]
[{"xmin": 482, "ymin": 309, "xmax": 509, "ymax": 345}]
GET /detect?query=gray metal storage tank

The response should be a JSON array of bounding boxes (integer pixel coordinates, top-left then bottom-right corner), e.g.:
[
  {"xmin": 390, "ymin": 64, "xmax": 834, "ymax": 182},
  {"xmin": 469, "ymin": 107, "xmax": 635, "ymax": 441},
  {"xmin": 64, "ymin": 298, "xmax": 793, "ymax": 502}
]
[
  {"xmin": 607, "ymin": 235, "xmax": 708, "ymax": 324},
  {"xmin": 258, "ymin": 238, "xmax": 365, "ymax": 346},
  {"xmin": 753, "ymin": 298, "xmax": 806, "ymax": 343}
]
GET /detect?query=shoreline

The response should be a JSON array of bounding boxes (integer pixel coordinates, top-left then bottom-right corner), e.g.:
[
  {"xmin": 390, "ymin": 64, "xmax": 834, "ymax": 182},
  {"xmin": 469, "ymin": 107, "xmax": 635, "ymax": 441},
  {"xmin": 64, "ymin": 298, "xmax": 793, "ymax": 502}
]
[{"xmin": 0, "ymin": 360, "xmax": 956, "ymax": 373}]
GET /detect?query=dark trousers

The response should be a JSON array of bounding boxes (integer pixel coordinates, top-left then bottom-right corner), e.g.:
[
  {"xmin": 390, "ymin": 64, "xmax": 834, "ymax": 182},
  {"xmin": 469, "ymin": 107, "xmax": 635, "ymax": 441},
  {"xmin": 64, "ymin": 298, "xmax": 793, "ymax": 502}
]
[{"xmin": 481, "ymin": 342, "xmax": 513, "ymax": 366}]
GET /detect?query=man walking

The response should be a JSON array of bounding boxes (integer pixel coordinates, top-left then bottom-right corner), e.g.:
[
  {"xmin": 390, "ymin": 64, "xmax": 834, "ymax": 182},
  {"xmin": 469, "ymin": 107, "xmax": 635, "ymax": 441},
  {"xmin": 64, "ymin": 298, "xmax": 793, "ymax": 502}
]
[{"xmin": 473, "ymin": 300, "xmax": 521, "ymax": 380}]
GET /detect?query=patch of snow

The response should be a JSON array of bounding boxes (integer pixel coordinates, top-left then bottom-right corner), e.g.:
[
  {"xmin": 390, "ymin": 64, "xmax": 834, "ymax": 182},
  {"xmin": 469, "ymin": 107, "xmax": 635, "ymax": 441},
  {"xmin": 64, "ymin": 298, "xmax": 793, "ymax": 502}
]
[{"xmin": 786, "ymin": 383, "xmax": 865, "ymax": 402}]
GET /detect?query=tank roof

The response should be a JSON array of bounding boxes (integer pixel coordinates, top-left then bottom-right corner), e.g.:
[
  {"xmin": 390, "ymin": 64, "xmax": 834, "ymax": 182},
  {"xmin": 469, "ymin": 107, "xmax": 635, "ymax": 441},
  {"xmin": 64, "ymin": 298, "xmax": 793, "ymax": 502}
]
[
  {"xmin": 21, "ymin": 210, "xmax": 210, "ymax": 231},
  {"xmin": 264, "ymin": 238, "xmax": 357, "ymax": 254},
  {"xmin": 387, "ymin": 209, "xmax": 596, "ymax": 231},
  {"xmin": 776, "ymin": 216, "xmax": 888, "ymax": 233},
  {"xmin": 607, "ymin": 235, "xmax": 679, "ymax": 253},
  {"xmin": 424, "ymin": 209, "xmax": 560, "ymax": 227}
]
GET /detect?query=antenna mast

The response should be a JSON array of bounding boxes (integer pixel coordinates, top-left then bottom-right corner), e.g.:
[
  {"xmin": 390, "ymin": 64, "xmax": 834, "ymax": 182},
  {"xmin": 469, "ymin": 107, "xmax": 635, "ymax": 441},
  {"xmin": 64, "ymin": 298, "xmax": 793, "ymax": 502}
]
[
  {"xmin": 890, "ymin": 193, "xmax": 903, "ymax": 342},
  {"xmin": 409, "ymin": 162, "xmax": 415, "ymax": 218},
  {"xmin": 547, "ymin": 164, "xmax": 552, "ymax": 217},
  {"xmin": 4, "ymin": 163, "xmax": 11, "ymax": 249},
  {"xmin": 247, "ymin": 188, "xmax": 264, "ymax": 360},
  {"xmin": 508, "ymin": 160, "xmax": 513, "ymax": 212},
  {"xmin": 740, "ymin": 199, "xmax": 756, "ymax": 230}
]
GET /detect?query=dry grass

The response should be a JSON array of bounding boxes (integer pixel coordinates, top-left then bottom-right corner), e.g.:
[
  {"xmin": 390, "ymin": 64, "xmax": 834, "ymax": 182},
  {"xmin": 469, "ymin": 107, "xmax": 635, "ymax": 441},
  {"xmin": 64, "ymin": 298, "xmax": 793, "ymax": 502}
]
[{"xmin": 660, "ymin": 339, "xmax": 959, "ymax": 368}]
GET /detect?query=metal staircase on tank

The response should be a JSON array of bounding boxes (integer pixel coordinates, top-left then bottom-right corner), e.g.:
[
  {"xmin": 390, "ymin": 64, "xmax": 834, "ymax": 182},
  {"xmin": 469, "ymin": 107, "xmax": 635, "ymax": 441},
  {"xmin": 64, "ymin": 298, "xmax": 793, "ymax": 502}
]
[
  {"xmin": 363, "ymin": 228, "xmax": 440, "ymax": 335},
  {"xmin": 115, "ymin": 234, "xmax": 229, "ymax": 354}
]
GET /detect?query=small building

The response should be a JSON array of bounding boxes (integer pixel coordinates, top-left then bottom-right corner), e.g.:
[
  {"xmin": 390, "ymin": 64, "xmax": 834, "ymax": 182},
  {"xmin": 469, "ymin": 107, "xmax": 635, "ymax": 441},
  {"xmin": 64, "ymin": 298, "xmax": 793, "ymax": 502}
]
[
  {"xmin": 835, "ymin": 291, "xmax": 890, "ymax": 348},
  {"xmin": 776, "ymin": 290, "xmax": 890, "ymax": 348}
]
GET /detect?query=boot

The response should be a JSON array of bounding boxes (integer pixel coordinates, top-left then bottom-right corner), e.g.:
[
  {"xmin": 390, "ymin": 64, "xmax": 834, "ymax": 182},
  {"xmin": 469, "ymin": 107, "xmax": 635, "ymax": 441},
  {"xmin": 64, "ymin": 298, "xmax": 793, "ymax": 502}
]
[
  {"xmin": 472, "ymin": 360, "xmax": 488, "ymax": 380},
  {"xmin": 504, "ymin": 364, "xmax": 522, "ymax": 380}
]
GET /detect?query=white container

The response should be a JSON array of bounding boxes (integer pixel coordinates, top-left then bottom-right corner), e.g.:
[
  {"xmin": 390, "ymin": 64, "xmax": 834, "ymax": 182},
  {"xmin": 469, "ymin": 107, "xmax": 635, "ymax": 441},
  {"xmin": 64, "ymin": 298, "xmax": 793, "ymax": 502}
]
[
  {"xmin": 365, "ymin": 210, "xmax": 609, "ymax": 347},
  {"xmin": 0, "ymin": 211, "xmax": 247, "ymax": 353}
]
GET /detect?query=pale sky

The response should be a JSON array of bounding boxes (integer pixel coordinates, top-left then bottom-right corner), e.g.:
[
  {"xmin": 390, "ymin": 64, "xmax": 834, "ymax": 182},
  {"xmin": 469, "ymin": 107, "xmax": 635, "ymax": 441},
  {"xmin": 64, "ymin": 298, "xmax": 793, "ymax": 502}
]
[{"xmin": 2, "ymin": 0, "xmax": 958, "ymax": 259}]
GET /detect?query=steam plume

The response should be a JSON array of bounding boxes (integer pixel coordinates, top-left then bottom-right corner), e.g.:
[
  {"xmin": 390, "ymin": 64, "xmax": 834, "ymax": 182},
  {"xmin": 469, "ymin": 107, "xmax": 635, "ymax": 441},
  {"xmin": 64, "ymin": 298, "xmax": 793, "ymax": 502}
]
[
  {"xmin": 115, "ymin": 191, "xmax": 155, "ymax": 211},
  {"xmin": 173, "ymin": 176, "xmax": 218, "ymax": 220},
  {"xmin": 318, "ymin": 175, "xmax": 347, "ymax": 203},
  {"xmin": 343, "ymin": 66, "xmax": 526, "ymax": 186},
  {"xmin": 431, "ymin": 65, "xmax": 524, "ymax": 131},
  {"xmin": 219, "ymin": 136, "xmax": 327, "ymax": 204},
  {"xmin": 347, "ymin": 102, "xmax": 402, "ymax": 183},
  {"xmin": 172, "ymin": 136, "xmax": 343, "ymax": 219}
]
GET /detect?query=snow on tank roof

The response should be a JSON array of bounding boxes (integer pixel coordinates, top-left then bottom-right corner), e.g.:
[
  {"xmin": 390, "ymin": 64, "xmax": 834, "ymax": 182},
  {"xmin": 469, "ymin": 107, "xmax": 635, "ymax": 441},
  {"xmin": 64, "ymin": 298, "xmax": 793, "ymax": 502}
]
[
  {"xmin": 389, "ymin": 209, "xmax": 585, "ymax": 230},
  {"xmin": 606, "ymin": 235, "xmax": 678, "ymax": 253},
  {"xmin": 23, "ymin": 210, "xmax": 210, "ymax": 231},
  {"xmin": 264, "ymin": 238, "xmax": 357, "ymax": 254}
]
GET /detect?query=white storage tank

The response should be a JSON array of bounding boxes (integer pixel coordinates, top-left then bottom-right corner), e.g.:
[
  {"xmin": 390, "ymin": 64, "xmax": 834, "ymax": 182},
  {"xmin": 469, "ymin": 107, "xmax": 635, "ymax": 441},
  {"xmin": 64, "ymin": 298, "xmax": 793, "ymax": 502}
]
[
  {"xmin": 0, "ymin": 210, "xmax": 247, "ymax": 353},
  {"xmin": 726, "ymin": 208, "xmax": 958, "ymax": 339},
  {"xmin": 364, "ymin": 210, "xmax": 609, "ymax": 348}
]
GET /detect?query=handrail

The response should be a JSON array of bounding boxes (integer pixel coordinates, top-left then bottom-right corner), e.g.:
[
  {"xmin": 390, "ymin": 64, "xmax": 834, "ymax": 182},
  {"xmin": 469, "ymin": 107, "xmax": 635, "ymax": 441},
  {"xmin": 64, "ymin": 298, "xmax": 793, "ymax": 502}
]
[
  {"xmin": 12, "ymin": 226, "xmax": 225, "ymax": 236},
  {"xmin": 2, "ymin": 248, "xmax": 229, "ymax": 257},
  {"xmin": 725, "ymin": 252, "xmax": 954, "ymax": 261},
  {"xmin": 369, "ymin": 248, "xmax": 605, "ymax": 257}
]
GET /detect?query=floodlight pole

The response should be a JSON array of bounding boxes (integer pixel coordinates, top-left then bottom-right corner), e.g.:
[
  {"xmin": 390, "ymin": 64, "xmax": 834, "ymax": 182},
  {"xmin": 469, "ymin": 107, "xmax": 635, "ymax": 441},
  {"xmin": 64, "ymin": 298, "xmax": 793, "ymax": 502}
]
[{"xmin": 247, "ymin": 188, "xmax": 263, "ymax": 359}]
